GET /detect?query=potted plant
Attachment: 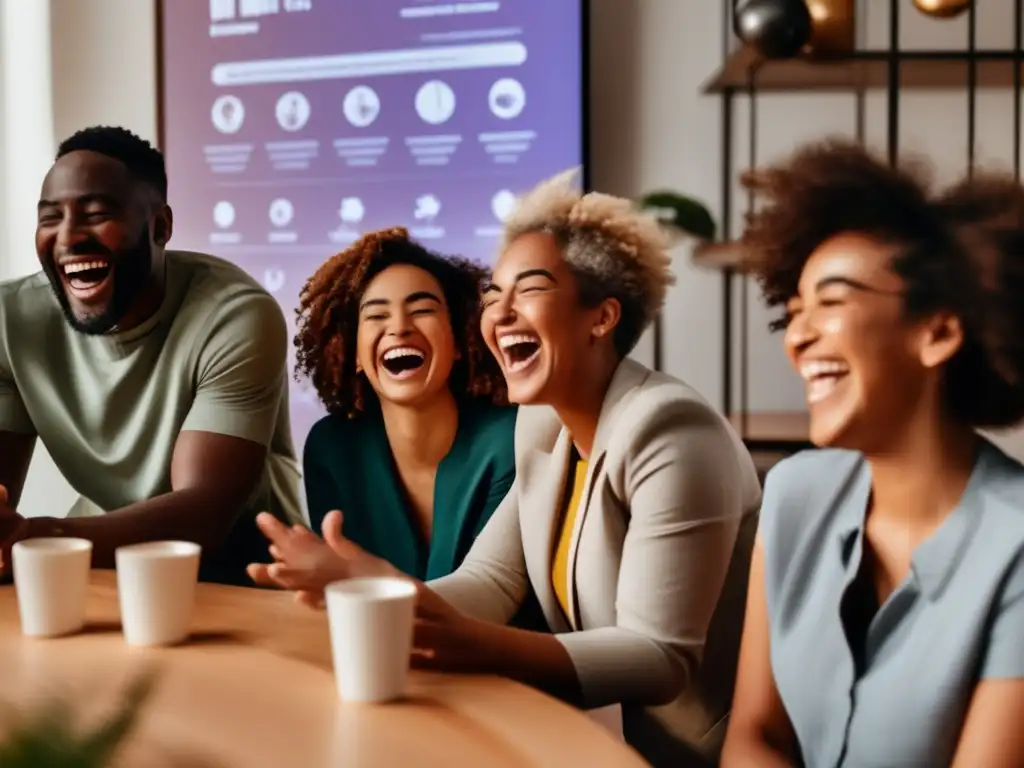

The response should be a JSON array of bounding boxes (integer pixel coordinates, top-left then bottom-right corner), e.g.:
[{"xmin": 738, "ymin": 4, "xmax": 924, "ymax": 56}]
[
  {"xmin": 638, "ymin": 190, "xmax": 717, "ymax": 242},
  {"xmin": 637, "ymin": 190, "xmax": 717, "ymax": 370},
  {"xmin": 0, "ymin": 672, "xmax": 156, "ymax": 767}
]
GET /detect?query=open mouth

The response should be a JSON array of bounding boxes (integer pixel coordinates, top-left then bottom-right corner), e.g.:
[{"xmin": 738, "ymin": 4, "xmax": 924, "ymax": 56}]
[
  {"xmin": 60, "ymin": 259, "xmax": 113, "ymax": 301},
  {"xmin": 498, "ymin": 333, "xmax": 541, "ymax": 374},
  {"xmin": 379, "ymin": 346, "xmax": 427, "ymax": 380},
  {"xmin": 800, "ymin": 359, "xmax": 850, "ymax": 405}
]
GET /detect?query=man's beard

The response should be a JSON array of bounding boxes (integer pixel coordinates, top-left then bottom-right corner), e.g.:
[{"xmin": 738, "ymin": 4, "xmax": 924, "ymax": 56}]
[{"xmin": 43, "ymin": 236, "xmax": 154, "ymax": 335}]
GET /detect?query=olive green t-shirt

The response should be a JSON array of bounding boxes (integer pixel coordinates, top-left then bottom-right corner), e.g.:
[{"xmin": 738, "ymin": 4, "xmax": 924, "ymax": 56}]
[{"xmin": 0, "ymin": 250, "xmax": 303, "ymax": 534}]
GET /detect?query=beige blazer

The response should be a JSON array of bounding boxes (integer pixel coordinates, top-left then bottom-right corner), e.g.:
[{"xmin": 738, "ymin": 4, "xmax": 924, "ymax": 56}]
[{"xmin": 429, "ymin": 359, "xmax": 761, "ymax": 767}]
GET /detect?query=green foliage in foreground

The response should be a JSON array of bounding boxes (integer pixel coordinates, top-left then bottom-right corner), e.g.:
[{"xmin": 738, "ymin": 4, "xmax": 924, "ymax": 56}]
[{"xmin": 0, "ymin": 672, "xmax": 156, "ymax": 768}]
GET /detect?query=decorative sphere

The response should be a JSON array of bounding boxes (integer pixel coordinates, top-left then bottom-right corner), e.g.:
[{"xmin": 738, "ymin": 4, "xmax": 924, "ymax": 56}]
[
  {"xmin": 911, "ymin": 0, "xmax": 972, "ymax": 18},
  {"xmin": 734, "ymin": 0, "xmax": 814, "ymax": 60}
]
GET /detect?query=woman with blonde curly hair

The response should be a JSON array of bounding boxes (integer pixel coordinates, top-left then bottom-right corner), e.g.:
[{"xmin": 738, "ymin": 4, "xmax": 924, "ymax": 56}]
[
  {"xmin": 250, "ymin": 173, "xmax": 760, "ymax": 767},
  {"xmin": 290, "ymin": 227, "xmax": 518, "ymax": 581}
]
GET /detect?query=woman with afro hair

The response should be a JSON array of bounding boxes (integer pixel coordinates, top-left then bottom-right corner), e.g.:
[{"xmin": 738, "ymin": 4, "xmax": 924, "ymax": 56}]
[
  {"xmin": 251, "ymin": 173, "xmax": 761, "ymax": 767},
  {"xmin": 722, "ymin": 140, "xmax": 1024, "ymax": 768},
  {"xmin": 291, "ymin": 227, "xmax": 517, "ymax": 581}
]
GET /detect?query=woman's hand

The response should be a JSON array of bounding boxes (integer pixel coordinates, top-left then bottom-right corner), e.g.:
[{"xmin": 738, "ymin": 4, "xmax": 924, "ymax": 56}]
[
  {"xmin": 412, "ymin": 599, "xmax": 499, "ymax": 673},
  {"xmin": 247, "ymin": 510, "xmax": 396, "ymax": 605},
  {"xmin": 415, "ymin": 594, "xmax": 582, "ymax": 703}
]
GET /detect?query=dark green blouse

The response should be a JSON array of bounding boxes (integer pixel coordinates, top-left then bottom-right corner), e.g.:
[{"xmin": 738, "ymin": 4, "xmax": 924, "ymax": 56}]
[{"xmin": 302, "ymin": 403, "xmax": 517, "ymax": 581}]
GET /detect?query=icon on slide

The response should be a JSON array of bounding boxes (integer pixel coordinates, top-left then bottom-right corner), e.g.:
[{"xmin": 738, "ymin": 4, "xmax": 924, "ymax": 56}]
[
  {"xmin": 343, "ymin": 85, "xmax": 380, "ymax": 128},
  {"xmin": 415, "ymin": 80, "xmax": 456, "ymax": 125},
  {"xmin": 210, "ymin": 0, "xmax": 236, "ymax": 22},
  {"xmin": 268, "ymin": 198, "xmax": 294, "ymax": 228},
  {"xmin": 276, "ymin": 91, "xmax": 310, "ymax": 132},
  {"xmin": 263, "ymin": 267, "xmax": 286, "ymax": 294},
  {"xmin": 213, "ymin": 201, "xmax": 236, "ymax": 229},
  {"xmin": 491, "ymin": 190, "xmax": 517, "ymax": 222},
  {"xmin": 414, "ymin": 194, "xmax": 441, "ymax": 223},
  {"xmin": 339, "ymin": 197, "xmax": 365, "ymax": 224},
  {"xmin": 240, "ymin": 0, "xmax": 280, "ymax": 17},
  {"xmin": 211, "ymin": 95, "xmax": 245, "ymax": 134},
  {"xmin": 488, "ymin": 78, "xmax": 525, "ymax": 120}
]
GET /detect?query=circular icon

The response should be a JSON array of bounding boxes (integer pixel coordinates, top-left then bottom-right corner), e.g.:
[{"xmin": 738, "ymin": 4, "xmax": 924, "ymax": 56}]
[
  {"xmin": 343, "ymin": 85, "xmax": 380, "ymax": 128},
  {"xmin": 491, "ymin": 190, "xmax": 517, "ymax": 222},
  {"xmin": 415, "ymin": 194, "xmax": 441, "ymax": 222},
  {"xmin": 263, "ymin": 268, "xmax": 286, "ymax": 294},
  {"xmin": 338, "ymin": 197, "xmax": 365, "ymax": 224},
  {"xmin": 213, "ymin": 201, "xmax": 236, "ymax": 229},
  {"xmin": 415, "ymin": 80, "xmax": 456, "ymax": 125},
  {"xmin": 211, "ymin": 95, "xmax": 245, "ymax": 134},
  {"xmin": 488, "ymin": 78, "xmax": 525, "ymax": 120},
  {"xmin": 275, "ymin": 91, "xmax": 311, "ymax": 132},
  {"xmin": 268, "ymin": 198, "xmax": 294, "ymax": 228}
]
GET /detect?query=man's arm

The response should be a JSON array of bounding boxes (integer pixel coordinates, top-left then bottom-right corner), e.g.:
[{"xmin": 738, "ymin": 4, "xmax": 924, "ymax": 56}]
[
  {"xmin": 29, "ymin": 293, "xmax": 289, "ymax": 566},
  {"xmin": 0, "ymin": 433, "xmax": 35, "ymax": 510},
  {"xmin": 0, "ymin": 356, "xmax": 37, "ymax": 509}
]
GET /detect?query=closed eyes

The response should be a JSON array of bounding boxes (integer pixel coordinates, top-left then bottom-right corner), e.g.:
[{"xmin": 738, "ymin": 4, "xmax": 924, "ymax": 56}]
[
  {"xmin": 364, "ymin": 307, "xmax": 435, "ymax": 322},
  {"xmin": 482, "ymin": 284, "xmax": 549, "ymax": 308},
  {"xmin": 775, "ymin": 296, "xmax": 846, "ymax": 330}
]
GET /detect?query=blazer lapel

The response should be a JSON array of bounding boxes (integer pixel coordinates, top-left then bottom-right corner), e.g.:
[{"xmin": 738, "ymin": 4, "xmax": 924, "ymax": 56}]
[
  {"xmin": 590, "ymin": 358, "xmax": 651, "ymax": 460},
  {"xmin": 563, "ymin": 359, "xmax": 650, "ymax": 626},
  {"xmin": 522, "ymin": 427, "xmax": 574, "ymax": 633}
]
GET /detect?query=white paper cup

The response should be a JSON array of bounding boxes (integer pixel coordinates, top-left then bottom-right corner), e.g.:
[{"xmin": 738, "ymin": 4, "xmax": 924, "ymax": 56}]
[
  {"xmin": 325, "ymin": 577, "xmax": 418, "ymax": 703},
  {"xmin": 12, "ymin": 538, "xmax": 93, "ymax": 638},
  {"xmin": 115, "ymin": 541, "xmax": 201, "ymax": 646}
]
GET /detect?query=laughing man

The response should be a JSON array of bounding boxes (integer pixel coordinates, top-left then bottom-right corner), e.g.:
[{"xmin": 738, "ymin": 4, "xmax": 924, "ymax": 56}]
[{"xmin": 0, "ymin": 126, "xmax": 303, "ymax": 585}]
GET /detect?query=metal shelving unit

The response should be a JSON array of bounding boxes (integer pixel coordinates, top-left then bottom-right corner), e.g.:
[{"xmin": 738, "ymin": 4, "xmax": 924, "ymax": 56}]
[{"xmin": 701, "ymin": 0, "xmax": 1022, "ymax": 453}]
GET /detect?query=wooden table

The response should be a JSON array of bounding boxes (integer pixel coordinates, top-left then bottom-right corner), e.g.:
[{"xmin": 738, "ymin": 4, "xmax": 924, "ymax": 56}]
[{"xmin": 0, "ymin": 571, "xmax": 646, "ymax": 767}]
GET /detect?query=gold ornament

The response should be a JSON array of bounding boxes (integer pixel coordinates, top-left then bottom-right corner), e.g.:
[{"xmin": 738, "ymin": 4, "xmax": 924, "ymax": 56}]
[
  {"xmin": 803, "ymin": 0, "xmax": 856, "ymax": 58},
  {"xmin": 912, "ymin": 0, "xmax": 972, "ymax": 19}
]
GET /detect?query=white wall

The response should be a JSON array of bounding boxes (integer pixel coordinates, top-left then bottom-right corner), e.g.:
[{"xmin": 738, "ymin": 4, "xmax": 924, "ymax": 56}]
[
  {"xmin": 49, "ymin": 0, "xmax": 158, "ymax": 143},
  {"xmin": 5, "ymin": 0, "xmax": 1024, "ymax": 510},
  {"xmin": 0, "ymin": 0, "xmax": 157, "ymax": 516},
  {"xmin": 0, "ymin": 0, "xmax": 75, "ymax": 517}
]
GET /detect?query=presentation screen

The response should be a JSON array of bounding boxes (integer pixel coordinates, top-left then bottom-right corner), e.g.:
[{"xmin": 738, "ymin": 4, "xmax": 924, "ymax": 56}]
[{"xmin": 159, "ymin": 0, "xmax": 587, "ymax": 447}]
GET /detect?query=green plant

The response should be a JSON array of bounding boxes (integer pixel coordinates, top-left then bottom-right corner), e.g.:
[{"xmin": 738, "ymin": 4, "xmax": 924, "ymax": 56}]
[
  {"xmin": 0, "ymin": 672, "xmax": 157, "ymax": 767},
  {"xmin": 639, "ymin": 191, "xmax": 717, "ymax": 241}
]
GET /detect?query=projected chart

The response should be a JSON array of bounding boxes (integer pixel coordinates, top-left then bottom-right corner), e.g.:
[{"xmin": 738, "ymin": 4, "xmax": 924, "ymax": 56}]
[{"xmin": 159, "ymin": 0, "xmax": 586, "ymax": 446}]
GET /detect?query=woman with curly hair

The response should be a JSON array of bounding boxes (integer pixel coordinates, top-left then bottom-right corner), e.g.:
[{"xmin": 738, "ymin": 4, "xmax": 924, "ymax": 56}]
[
  {"xmin": 293, "ymin": 227, "xmax": 516, "ymax": 580},
  {"xmin": 721, "ymin": 141, "xmax": 1024, "ymax": 768},
  {"xmin": 251, "ymin": 173, "xmax": 760, "ymax": 767}
]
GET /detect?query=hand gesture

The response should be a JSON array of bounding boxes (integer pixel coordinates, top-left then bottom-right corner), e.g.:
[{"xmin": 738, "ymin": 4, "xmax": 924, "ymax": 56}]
[
  {"xmin": 412, "ymin": 602, "xmax": 494, "ymax": 673},
  {"xmin": 247, "ymin": 510, "xmax": 396, "ymax": 606}
]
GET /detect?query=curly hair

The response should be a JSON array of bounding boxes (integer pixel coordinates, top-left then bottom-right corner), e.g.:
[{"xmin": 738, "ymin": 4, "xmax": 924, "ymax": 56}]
[
  {"xmin": 740, "ymin": 138, "xmax": 1024, "ymax": 429},
  {"xmin": 501, "ymin": 168, "xmax": 675, "ymax": 357},
  {"xmin": 295, "ymin": 227, "xmax": 507, "ymax": 417}
]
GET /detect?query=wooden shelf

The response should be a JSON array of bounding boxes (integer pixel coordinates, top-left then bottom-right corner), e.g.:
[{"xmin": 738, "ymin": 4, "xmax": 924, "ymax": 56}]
[
  {"xmin": 693, "ymin": 240, "xmax": 748, "ymax": 272},
  {"xmin": 704, "ymin": 47, "xmax": 1024, "ymax": 93},
  {"xmin": 729, "ymin": 411, "xmax": 811, "ymax": 451}
]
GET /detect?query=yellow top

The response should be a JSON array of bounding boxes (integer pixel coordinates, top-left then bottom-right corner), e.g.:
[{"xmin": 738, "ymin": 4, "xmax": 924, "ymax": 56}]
[{"xmin": 552, "ymin": 456, "xmax": 589, "ymax": 621}]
